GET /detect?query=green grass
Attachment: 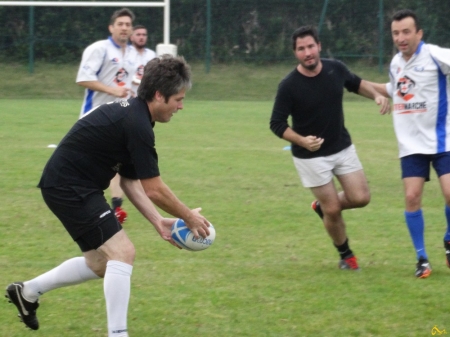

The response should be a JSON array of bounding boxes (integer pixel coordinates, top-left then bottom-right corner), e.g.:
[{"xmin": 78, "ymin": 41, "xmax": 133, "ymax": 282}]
[
  {"xmin": 0, "ymin": 61, "xmax": 390, "ymax": 101},
  {"xmin": 0, "ymin": 97, "xmax": 449, "ymax": 337}
]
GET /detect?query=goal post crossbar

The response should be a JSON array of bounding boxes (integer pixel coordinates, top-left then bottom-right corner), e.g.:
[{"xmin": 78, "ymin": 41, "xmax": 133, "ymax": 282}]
[
  {"xmin": 0, "ymin": 1, "xmax": 172, "ymax": 44},
  {"xmin": 0, "ymin": 2, "xmax": 165, "ymax": 7}
]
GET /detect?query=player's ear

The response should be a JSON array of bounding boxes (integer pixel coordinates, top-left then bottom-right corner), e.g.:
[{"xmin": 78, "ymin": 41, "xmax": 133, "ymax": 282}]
[
  {"xmin": 108, "ymin": 25, "xmax": 114, "ymax": 34},
  {"xmin": 417, "ymin": 29, "xmax": 423, "ymax": 40},
  {"xmin": 318, "ymin": 42, "xmax": 322, "ymax": 53},
  {"xmin": 154, "ymin": 91, "xmax": 165, "ymax": 103}
]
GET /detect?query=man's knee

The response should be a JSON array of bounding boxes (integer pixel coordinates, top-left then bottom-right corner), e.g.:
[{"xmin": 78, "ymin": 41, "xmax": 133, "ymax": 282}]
[
  {"xmin": 84, "ymin": 253, "xmax": 108, "ymax": 277},
  {"xmin": 98, "ymin": 233, "xmax": 136, "ymax": 265}
]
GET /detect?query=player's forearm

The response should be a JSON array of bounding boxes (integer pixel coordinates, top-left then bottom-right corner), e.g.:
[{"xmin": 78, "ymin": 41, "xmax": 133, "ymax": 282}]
[
  {"xmin": 141, "ymin": 176, "xmax": 194, "ymax": 222},
  {"xmin": 77, "ymin": 80, "xmax": 116, "ymax": 96},
  {"xmin": 358, "ymin": 80, "xmax": 380, "ymax": 99},
  {"xmin": 365, "ymin": 81, "xmax": 389, "ymax": 97},
  {"xmin": 282, "ymin": 127, "xmax": 306, "ymax": 147},
  {"xmin": 358, "ymin": 80, "xmax": 389, "ymax": 99},
  {"xmin": 120, "ymin": 177, "xmax": 163, "ymax": 226}
]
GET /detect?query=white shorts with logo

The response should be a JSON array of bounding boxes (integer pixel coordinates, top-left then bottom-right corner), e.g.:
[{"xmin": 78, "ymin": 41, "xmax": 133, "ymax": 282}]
[{"xmin": 293, "ymin": 144, "xmax": 363, "ymax": 188}]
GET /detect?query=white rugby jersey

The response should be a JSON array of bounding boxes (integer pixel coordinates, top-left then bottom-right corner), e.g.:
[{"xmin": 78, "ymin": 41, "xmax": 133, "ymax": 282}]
[
  {"xmin": 386, "ymin": 42, "xmax": 450, "ymax": 158},
  {"xmin": 76, "ymin": 37, "xmax": 137, "ymax": 117},
  {"xmin": 130, "ymin": 47, "xmax": 156, "ymax": 96}
]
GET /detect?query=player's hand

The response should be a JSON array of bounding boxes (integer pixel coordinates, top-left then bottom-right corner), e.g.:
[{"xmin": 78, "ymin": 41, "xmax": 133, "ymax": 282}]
[
  {"xmin": 110, "ymin": 86, "xmax": 131, "ymax": 98},
  {"xmin": 184, "ymin": 207, "xmax": 211, "ymax": 239},
  {"xmin": 301, "ymin": 136, "xmax": 324, "ymax": 152},
  {"xmin": 375, "ymin": 95, "xmax": 391, "ymax": 115},
  {"xmin": 156, "ymin": 218, "xmax": 182, "ymax": 249}
]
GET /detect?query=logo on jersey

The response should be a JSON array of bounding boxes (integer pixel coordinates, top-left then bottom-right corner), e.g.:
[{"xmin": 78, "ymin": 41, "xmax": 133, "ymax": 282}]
[
  {"xmin": 393, "ymin": 75, "xmax": 427, "ymax": 114},
  {"xmin": 111, "ymin": 57, "xmax": 119, "ymax": 64},
  {"xmin": 135, "ymin": 65, "xmax": 145, "ymax": 80},
  {"xmin": 119, "ymin": 99, "xmax": 130, "ymax": 107},
  {"xmin": 114, "ymin": 68, "xmax": 129, "ymax": 87},
  {"xmin": 396, "ymin": 75, "xmax": 415, "ymax": 101}
]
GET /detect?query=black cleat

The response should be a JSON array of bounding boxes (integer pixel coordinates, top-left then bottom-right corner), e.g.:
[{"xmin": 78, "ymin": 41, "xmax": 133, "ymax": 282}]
[
  {"xmin": 415, "ymin": 258, "xmax": 432, "ymax": 279},
  {"xmin": 311, "ymin": 200, "xmax": 324, "ymax": 219},
  {"xmin": 5, "ymin": 282, "xmax": 39, "ymax": 330},
  {"xmin": 444, "ymin": 240, "xmax": 450, "ymax": 268}
]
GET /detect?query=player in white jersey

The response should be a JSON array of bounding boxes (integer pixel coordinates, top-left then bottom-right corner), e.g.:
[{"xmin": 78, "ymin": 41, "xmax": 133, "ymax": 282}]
[
  {"xmin": 76, "ymin": 8, "xmax": 136, "ymax": 118},
  {"xmin": 76, "ymin": 38, "xmax": 136, "ymax": 117},
  {"xmin": 76, "ymin": 8, "xmax": 137, "ymax": 224},
  {"xmin": 372, "ymin": 9, "xmax": 450, "ymax": 278},
  {"xmin": 130, "ymin": 25, "xmax": 157, "ymax": 96}
]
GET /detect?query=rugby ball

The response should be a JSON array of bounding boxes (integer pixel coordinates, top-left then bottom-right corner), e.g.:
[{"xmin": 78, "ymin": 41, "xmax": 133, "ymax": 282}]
[{"xmin": 171, "ymin": 219, "xmax": 215, "ymax": 251}]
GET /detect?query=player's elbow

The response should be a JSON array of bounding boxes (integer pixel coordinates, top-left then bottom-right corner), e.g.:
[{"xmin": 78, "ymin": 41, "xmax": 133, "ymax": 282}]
[
  {"xmin": 145, "ymin": 188, "xmax": 163, "ymax": 205},
  {"xmin": 270, "ymin": 120, "xmax": 288, "ymax": 138}
]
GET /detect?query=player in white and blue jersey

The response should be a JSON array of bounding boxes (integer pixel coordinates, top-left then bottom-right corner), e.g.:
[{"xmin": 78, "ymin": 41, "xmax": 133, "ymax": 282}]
[
  {"xmin": 76, "ymin": 8, "xmax": 137, "ymax": 118},
  {"xmin": 76, "ymin": 8, "xmax": 138, "ymax": 224},
  {"xmin": 130, "ymin": 25, "xmax": 157, "ymax": 95},
  {"xmin": 372, "ymin": 9, "xmax": 450, "ymax": 278}
]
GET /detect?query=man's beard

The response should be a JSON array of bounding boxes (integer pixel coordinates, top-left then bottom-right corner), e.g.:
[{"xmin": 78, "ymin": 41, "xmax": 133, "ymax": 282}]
[
  {"xmin": 134, "ymin": 42, "xmax": 146, "ymax": 49},
  {"xmin": 302, "ymin": 59, "xmax": 319, "ymax": 71}
]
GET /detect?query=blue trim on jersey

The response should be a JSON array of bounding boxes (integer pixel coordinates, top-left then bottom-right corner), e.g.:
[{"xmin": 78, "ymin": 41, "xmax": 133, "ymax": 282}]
[
  {"xmin": 108, "ymin": 36, "xmax": 121, "ymax": 49},
  {"xmin": 431, "ymin": 57, "xmax": 448, "ymax": 153},
  {"xmin": 83, "ymin": 89, "xmax": 94, "ymax": 114},
  {"xmin": 415, "ymin": 41, "xmax": 424, "ymax": 55}
]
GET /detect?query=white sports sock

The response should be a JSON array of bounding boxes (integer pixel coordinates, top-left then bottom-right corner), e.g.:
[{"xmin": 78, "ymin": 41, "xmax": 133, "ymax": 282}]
[
  {"xmin": 23, "ymin": 257, "xmax": 100, "ymax": 302},
  {"xmin": 104, "ymin": 260, "xmax": 133, "ymax": 337}
]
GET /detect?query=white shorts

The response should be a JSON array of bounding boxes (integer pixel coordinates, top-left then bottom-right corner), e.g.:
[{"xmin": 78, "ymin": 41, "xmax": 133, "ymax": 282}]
[{"xmin": 293, "ymin": 144, "xmax": 363, "ymax": 188}]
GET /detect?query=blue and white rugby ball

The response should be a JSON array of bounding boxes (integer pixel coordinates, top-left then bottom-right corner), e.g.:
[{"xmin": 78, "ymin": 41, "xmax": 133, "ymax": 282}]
[{"xmin": 171, "ymin": 219, "xmax": 215, "ymax": 251}]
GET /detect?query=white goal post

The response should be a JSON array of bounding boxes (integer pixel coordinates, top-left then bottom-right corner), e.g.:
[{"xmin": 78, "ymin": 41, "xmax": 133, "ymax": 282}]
[{"xmin": 0, "ymin": 1, "xmax": 176, "ymax": 54}]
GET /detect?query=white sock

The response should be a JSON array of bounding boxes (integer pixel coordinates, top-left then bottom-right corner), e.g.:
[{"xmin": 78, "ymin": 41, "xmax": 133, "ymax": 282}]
[
  {"xmin": 23, "ymin": 257, "xmax": 100, "ymax": 302},
  {"xmin": 104, "ymin": 260, "xmax": 133, "ymax": 337}
]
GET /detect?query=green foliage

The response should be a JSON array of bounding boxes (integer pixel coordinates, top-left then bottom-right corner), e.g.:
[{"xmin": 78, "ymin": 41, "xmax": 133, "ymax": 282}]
[
  {"xmin": 1, "ymin": 98, "xmax": 449, "ymax": 336},
  {"xmin": 1, "ymin": 0, "xmax": 450, "ymax": 64}
]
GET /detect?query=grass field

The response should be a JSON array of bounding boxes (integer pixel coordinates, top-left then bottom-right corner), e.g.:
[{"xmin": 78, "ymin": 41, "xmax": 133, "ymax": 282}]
[{"xmin": 1, "ymin": 64, "xmax": 449, "ymax": 336}]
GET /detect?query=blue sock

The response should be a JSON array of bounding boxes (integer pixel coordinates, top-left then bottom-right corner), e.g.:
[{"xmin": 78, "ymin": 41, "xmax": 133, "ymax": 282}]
[
  {"xmin": 405, "ymin": 209, "xmax": 427, "ymax": 260},
  {"xmin": 444, "ymin": 205, "xmax": 450, "ymax": 242}
]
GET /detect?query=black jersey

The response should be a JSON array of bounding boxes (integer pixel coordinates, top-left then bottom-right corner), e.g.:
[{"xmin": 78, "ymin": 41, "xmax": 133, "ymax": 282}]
[
  {"xmin": 38, "ymin": 98, "xmax": 159, "ymax": 191},
  {"xmin": 270, "ymin": 59, "xmax": 361, "ymax": 159}
]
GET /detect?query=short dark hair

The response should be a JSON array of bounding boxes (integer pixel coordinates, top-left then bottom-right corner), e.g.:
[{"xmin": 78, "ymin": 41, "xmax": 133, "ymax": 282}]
[
  {"xmin": 110, "ymin": 8, "xmax": 135, "ymax": 25},
  {"xmin": 292, "ymin": 26, "xmax": 320, "ymax": 50},
  {"xmin": 392, "ymin": 9, "xmax": 420, "ymax": 31},
  {"xmin": 138, "ymin": 55, "xmax": 192, "ymax": 102},
  {"xmin": 133, "ymin": 25, "xmax": 146, "ymax": 31}
]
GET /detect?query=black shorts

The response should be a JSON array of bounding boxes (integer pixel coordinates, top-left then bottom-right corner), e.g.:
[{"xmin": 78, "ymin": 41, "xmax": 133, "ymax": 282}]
[{"xmin": 41, "ymin": 186, "xmax": 122, "ymax": 252}]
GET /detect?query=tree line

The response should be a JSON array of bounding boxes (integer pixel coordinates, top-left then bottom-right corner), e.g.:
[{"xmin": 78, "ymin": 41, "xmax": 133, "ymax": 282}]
[{"xmin": 0, "ymin": 0, "xmax": 449, "ymax": 64}]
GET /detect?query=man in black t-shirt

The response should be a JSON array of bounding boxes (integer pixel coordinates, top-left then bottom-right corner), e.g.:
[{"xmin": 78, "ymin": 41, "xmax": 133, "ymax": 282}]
[
  {"xmin": 270, "ymin": 26, "xmax": 390, "ymax": 271},
  {"xmin": 6, "ymin": 55, "xmax": 212, "ymax": 336}
]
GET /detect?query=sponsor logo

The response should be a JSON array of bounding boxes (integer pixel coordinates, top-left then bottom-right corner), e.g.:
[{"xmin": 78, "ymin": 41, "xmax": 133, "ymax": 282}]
[
  {"xmin": 136, "ymin": 64, "xmax": 145, "ymax": 79},
  {"xmin": 396, "ymin": 75, "xmax": 416, "ymax": 101},
  {"xmin": 112, "ymin": 163, "xmax": 122, "ymax": 172},
  {"xmin": 414, "ymin": 66, "xmax": 424, "ymax": 72},
  {"xmin": 112, "ymin": 329, "xmax": 128, "ymax": 334},
  {"xmin": 16, "ymin": 285, "xmax": 30, "ymax": 315},
  {"xmin": 99, "ymin": 210, "xmax": 111, "ymax": 219},
  {"xmin": 394, "ymin": 102, "xmax": 427, "ymax": 114},
  {"xmin": 120, "ymin": 100, "xmax": 130, "ymax": 107},
  {"xmin": 114, "ymin": 68, "xmax": 129, "ymax": 87},
  {"xmin": 192, "ymin": 237, "xmax": 213, "ymax": 245},
  {"xmin": 111, "ymin": 57, "xmax": 119, "ymax": 63}
]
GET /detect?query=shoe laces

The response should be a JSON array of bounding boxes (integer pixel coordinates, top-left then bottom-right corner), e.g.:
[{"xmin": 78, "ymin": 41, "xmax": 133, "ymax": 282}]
[{"xmin": 344, "ymin": 256, "xmax": 358, "ymax": 269}]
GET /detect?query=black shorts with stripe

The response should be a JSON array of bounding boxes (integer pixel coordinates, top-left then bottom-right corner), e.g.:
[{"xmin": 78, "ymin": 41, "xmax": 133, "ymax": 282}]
[{"xmin": 41, "ymin": 186, "xmax": 122, "ymax": 252}]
